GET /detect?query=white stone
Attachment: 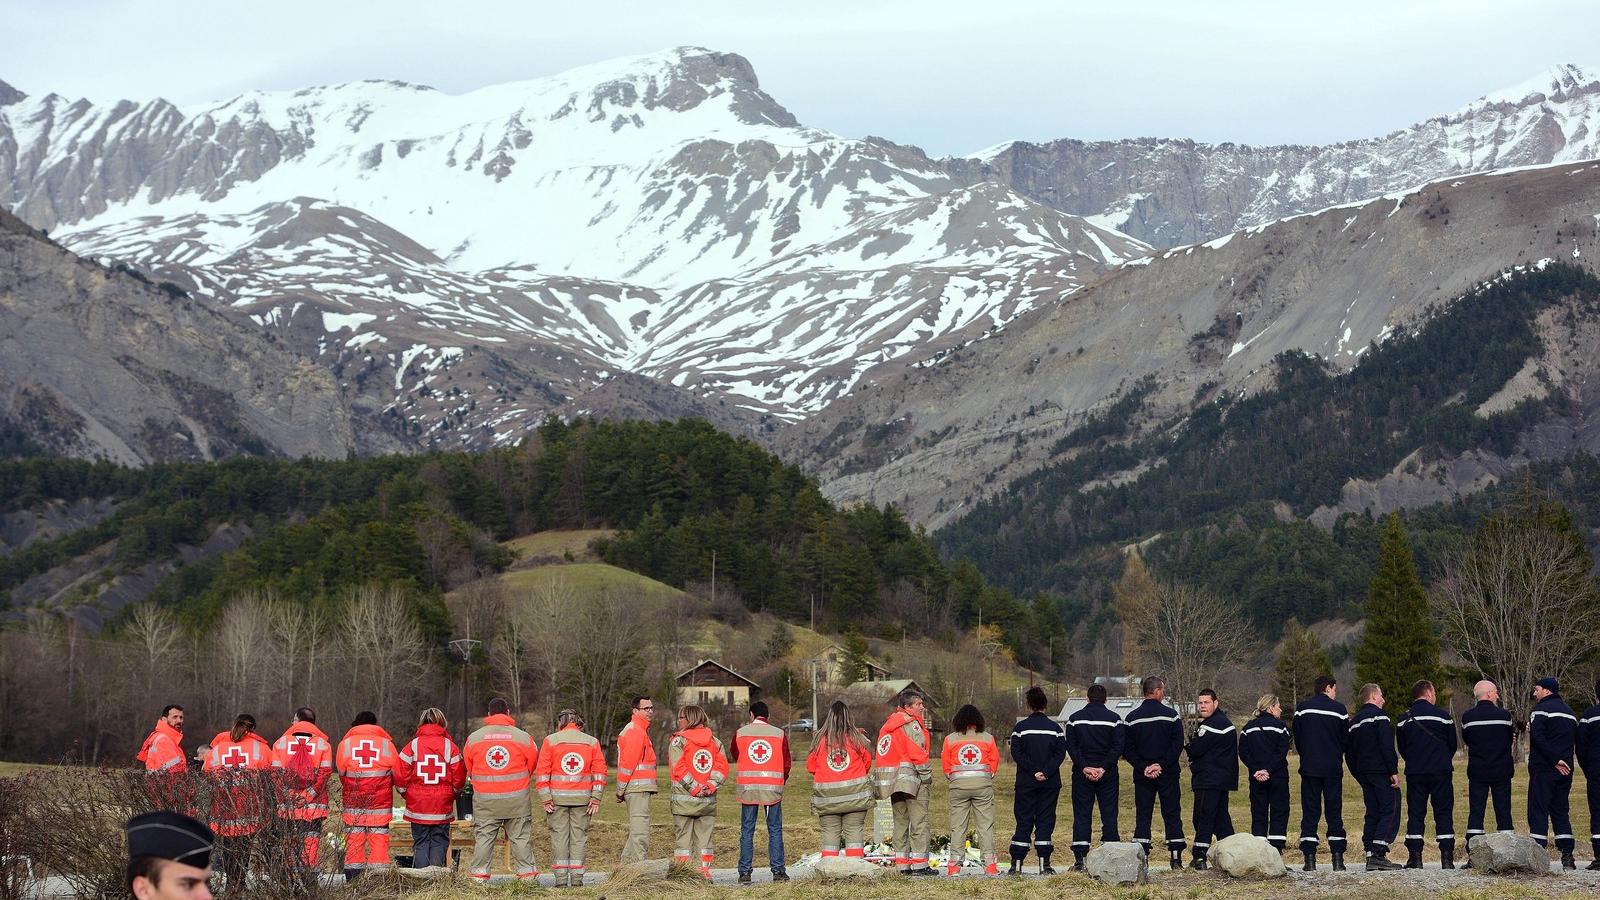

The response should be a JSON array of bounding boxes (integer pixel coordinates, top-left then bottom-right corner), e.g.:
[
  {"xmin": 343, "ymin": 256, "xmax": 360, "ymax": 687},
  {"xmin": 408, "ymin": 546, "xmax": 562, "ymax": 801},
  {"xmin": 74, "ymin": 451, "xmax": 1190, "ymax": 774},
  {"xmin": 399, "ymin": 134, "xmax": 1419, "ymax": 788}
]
[
  {"xmin": 1086, "ymin": 841, "xmax": 1148, "ymax": 885},
  {"xmin": 1210, "ymin": 833, "xmax": 1287, "ymax": 878},
  {"xmin": 1468, "ymin": 832, "xmax": 1549, "ymax": 874},
  {"xmin": 811, "ymin": 856, "xmax": 891, "ymax": 880}
]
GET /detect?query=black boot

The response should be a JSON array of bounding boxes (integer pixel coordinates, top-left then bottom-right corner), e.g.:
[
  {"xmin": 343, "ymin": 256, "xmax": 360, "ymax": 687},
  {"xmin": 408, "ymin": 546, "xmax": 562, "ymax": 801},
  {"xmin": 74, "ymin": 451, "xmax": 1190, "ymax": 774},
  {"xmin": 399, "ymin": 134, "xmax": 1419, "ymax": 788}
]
[
  {"xmin": 1302, "ymin": 850, "xmax": 1317, "ymax": 871},
  {"xmin": 1440, "ymin": 848, "xmax": 1454, "ymax": 870},
  {"xmin": 1366, "ymin": 852, "xmax": 1401, "ymax": 871},
  {"xmin": 1586, "ymin": 858, "xmax": 1600, "ymax": 871},
  {"xmin": 1331, "ymin": 851, "xmax": 1346, "ymax": 871},
  {"xmin": 1169, "ymin": 849, "xmax": 1183, "ymax": 869},
  {"xmin": 1007, "ymin": 860, "xmax": 1021, "ymax": 876},
  {"xmin": 772, "ymin": 869, "xmax": 789, "ymax": 882},
  {"xmin": 1190, "ymin": 849, "xmax": 1207, "ymax": 871},
  {"xmin": 1039, "ymin": 856, "xmax": 1054, "ymax": 876},
  {"xmin": 1072, "ymin": 852, "xmax": 1086, "ymax": 872},
  {"xmin": 1561, "ymin": 852, "xmax": 1576, "ymax": 870},
  {"xmin": 1404, "ymin": 849, "xmax": 1422, "ymax": 869}
]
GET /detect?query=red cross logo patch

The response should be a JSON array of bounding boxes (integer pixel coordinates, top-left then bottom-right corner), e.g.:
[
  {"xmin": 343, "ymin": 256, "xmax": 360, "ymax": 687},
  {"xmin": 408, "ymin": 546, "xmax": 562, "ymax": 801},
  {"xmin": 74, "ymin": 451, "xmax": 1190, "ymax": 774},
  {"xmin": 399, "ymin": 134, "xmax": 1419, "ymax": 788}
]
[
  {"xmin": 352, "ymin": 739, "xmax": 381, "ymax": 767},
  {"xmin": 827, "ymin": 749, "xmax": 850, "ymax": 773},
  {"xmin": 417, "ymin": 753, "xmax": 446, "ymax": 785},
  {"xmin": 560, "ymin": 751, "xmax": 585, "ymax": 776},
  {"xmin": 288, "ymin": 734, "xmax": 314, "ymax": 755},
  {"xmin": 957, "ymin": 744, "xmax": 982, "ymax": 767},
  {"xmin": 747, "ymin": 739, "xmax": 772, "ymax": 765},
  {"xmin": 486, "ymin": 745, "xmax": 511, "ymax": 771},
  {"xmin": 876, "ymin": 735, "xmax": 893, "ymax": 757},
  {"xmin": 692, "ymin": 749, "xmax": 713, "ymax": 774},
  {"xmin": 221, "ymin": 745, "xmax": 249, "ymax": 768}
]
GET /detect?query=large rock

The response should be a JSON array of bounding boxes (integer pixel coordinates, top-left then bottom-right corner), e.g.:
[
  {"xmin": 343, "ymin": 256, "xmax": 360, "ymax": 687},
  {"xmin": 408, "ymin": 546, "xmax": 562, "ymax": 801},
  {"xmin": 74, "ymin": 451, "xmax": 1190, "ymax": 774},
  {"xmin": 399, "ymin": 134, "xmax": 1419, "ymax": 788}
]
[
  {"xmin": 1469, "ymin": 832, "xmax": 1550, "ymax": 874},
  {"xmin": 811, "ymin": 856, "xmax": 890, "ymax": 880},
  {"xmin": 1086, "ymin": 842, "xmax": 1147, "ymax": 885},
  {"xmin": 1210, "ymin": 833, "xmax": 1286, "ymax": 878}
]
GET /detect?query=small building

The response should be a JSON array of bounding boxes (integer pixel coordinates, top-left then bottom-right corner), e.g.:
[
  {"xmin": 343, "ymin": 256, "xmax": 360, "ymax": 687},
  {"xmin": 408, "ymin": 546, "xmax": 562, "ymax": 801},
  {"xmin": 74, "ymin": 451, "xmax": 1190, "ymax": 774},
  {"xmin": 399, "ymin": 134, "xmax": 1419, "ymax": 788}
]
[
  {"xmin": 676, "ymin": 659, "xmax": 760, "ymax": 710},
  {"xmin": 1056, "ymin": 694, "xmax": 1142, "ymax": 721},
  {"xmin": 840, "ymin": 677, "xmax": 937, "ymax": 726},
  {"xmin": 815, "ymin": 643, "xmax": 893, "ymax": 687}
]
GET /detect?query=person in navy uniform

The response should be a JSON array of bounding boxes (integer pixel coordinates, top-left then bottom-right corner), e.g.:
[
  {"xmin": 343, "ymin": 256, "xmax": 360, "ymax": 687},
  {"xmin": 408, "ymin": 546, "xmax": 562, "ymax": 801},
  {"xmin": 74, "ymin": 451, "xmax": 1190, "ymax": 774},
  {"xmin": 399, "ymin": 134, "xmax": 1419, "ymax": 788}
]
[
  {"xmin": 1459, "ymin": 679, "xmax": 1514, "ymax": 861},
  {"xmin": 1123, "ymin": 676, "xmax": 1186, "ymax": 869},
  {"xmin": 1578, "ymin": 678, "xmax": 1600, "ymax": 870},
  {"xmin": 1239, "ymin": 693, "xmax": 1290, "ymax": 852},
  {"xmin": 1397, "ymin": 680, "xmax": 1457, "ymax": 868},
  {"xmin": 1065, "ymin": 683, "xmax": 1125, "ymax": 871},
  {"xmin": 1346, "ymin": 683, "xmax": 1401, "ymax": 871},
  {"xmin": 1293, "ymin": 675, "xmax": 1349, "ymax": 870},
  {"xmin": 1528, "ymin": 677, "xmax": 1578, "ymax": 869},
  {"xmin": 1184, "ymin": 688, "xmax": 1237, "ymax": 870},
  {"xmin": 1007, "ymin": 686, "xmax": 1067, "ymax": 874}
]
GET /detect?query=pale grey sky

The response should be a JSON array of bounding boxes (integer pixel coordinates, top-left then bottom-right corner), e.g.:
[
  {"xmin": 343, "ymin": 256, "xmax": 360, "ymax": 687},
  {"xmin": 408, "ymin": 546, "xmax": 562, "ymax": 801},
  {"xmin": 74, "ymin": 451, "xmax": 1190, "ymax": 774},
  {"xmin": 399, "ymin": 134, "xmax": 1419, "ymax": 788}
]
[{"xmin": 5, "ymin": 0, "xmax": 1596, "ymax": 156}]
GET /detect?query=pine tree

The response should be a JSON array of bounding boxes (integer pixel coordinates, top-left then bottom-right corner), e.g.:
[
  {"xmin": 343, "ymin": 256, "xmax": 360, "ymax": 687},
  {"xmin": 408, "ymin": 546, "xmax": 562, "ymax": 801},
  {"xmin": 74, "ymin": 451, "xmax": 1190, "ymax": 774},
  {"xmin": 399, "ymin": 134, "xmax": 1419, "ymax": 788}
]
[
  {"xmin": 1272, "ymin": 618, "xmax": 1331, "ymax": 720},
  {"xmin": 840, "ymin": 626, "xmax": 872, "ymax": 684},
  {"xmin": 1354, "ymin": 513, "xmax": 1443, "ymax": 716}
]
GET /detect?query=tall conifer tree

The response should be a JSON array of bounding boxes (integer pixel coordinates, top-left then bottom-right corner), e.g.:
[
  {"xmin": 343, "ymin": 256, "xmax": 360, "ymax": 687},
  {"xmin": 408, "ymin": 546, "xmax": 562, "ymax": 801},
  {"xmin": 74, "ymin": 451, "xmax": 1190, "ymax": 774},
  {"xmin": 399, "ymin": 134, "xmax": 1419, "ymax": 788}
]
[{"xmin": 1355, "ymin": 513, "xmax": 1442, "ymax": 716}]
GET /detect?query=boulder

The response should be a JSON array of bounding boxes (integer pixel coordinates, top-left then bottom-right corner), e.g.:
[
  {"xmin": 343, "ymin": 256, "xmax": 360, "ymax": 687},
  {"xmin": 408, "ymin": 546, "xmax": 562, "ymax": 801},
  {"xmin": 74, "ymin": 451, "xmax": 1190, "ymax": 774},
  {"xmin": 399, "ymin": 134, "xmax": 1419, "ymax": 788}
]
[
  {"xmin": 1468, "ymin": 832, "xmax": 1550, "ymax": 874},
  {"xmin": 1086, "ymin": 841, "xmax": 1148, "ymax": 885},
  {"xmin": 1210, "ymin": 833, "xmax": 1287, "ymax": 878},
  {"xmin": 811, "ymin": 856, "xmax": 890, "ymax": 880}
]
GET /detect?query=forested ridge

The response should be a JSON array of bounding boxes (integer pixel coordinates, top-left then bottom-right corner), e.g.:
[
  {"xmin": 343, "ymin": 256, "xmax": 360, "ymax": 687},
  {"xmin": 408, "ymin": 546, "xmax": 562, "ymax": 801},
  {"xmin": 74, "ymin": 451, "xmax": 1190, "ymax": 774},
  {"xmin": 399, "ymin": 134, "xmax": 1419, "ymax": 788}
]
[
  {"xmin": 937, "ymin": 263, "xmax": 1600, "ymax": 631},
  {"xmin": 0, "ymin": 419, "xmax": 1057, "ymax": 666}
]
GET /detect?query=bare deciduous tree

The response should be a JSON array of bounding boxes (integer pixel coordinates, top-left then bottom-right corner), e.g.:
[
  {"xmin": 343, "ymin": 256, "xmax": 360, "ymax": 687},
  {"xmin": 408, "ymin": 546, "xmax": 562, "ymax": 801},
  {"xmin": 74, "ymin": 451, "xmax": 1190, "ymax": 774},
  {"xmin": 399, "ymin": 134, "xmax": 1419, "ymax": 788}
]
[
  {"xmin": 1120, "ymin": 576, "xmax": 1253, "ymax": 710},
  {"xmin": 339, "ymin": 585, "xmax": 432, "ymax": 721},
  {"xmin": 215, "ymin": 596, "xmax": 273, "ymax": 713},
  {"xmin": 269, "ymin": 595, "xmax": 331, "ymax": 712}
]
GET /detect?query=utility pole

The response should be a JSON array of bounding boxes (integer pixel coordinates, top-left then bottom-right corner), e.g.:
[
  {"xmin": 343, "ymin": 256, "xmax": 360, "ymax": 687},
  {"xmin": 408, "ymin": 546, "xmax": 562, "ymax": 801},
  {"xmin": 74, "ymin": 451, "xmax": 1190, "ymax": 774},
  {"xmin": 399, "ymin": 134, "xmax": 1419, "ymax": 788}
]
[
  {"xmin": 809, "ymin": 658, "xmax": 820, "ymax": 729},
  {"xmin": 711, "ymin": 550, "xmax": 716, "ymax": 607},
  {"xmin": 448, "ymin": 638, "xmax": 482, "ymax": 746}
]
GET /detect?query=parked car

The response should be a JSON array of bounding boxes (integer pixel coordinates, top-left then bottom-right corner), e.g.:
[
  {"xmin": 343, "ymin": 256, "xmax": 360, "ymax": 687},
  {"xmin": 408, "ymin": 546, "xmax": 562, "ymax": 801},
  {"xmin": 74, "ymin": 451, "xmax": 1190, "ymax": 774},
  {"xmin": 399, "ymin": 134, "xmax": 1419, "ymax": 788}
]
[{"xmin": 786, "ymin": 718, "xmax": 814, "ymax": 732}]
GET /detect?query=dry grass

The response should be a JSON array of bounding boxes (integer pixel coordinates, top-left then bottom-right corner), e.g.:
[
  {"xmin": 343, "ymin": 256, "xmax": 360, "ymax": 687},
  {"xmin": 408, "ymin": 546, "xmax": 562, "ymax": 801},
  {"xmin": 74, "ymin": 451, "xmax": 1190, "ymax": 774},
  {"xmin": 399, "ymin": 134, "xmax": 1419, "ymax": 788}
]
[
  {"xmin": 495, "ymin": 563, "xmax": 685, "ymax": 601},
  {"xmin": 501, "ymin": 530, "xmax": 613, "ymax": 566}
]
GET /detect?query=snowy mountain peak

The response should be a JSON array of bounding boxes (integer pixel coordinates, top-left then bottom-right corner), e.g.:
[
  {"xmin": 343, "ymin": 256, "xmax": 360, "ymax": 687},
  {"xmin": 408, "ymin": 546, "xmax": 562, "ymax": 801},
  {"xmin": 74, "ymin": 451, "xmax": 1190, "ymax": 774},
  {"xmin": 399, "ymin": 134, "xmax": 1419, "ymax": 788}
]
[
  {"xmin": 1462, "ymin": 62, "xmax": 1599, "ymax": 112},
  {"xmin": 0, "ymin": 79, "xmax": 24, "ymax": 106}
]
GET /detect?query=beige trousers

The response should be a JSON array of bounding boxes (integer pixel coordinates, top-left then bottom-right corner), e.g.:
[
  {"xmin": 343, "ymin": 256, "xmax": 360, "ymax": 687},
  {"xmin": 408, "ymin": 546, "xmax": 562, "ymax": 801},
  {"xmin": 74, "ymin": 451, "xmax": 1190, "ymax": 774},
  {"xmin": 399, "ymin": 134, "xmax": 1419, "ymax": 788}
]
[
  {"xmin": 469, "ymin": 814, "xmax": 537, "ymax": 879},
  {"xmin": 891, "ymin": 783, "xmax": 931, "ymax": 870},
  {"xmin": 621, "ymin": 792, "xmax": 653, "ymax": 864},
  {"xmin": 548, "ymin": 805, "xmax": 593, "ymax": 884},
  {"xmin": 673, "ymin": 813, "xmax": 716, "ymax": 872},
  {"xmin": 818, "ymin": 810, "xmax": 869, "ymax": 855},
  {"xmin": 948, "ymin": 782, "xmax": 997, "ymax": 865}
]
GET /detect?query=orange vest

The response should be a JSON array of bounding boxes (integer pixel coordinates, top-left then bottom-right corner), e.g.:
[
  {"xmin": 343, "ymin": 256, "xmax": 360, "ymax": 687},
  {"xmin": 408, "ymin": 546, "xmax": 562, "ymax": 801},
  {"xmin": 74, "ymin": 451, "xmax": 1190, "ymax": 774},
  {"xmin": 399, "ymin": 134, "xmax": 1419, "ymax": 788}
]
[
  {"xmin": 941, "ymin": 730, "xmax": 999, "ymax": 786},
  {"xmin": 535, "ymin": 725, "xmax": 607, "ymax": 806},
  {"xmin": 271, "ymin": 721, "xmax": 334, "ymax": 820},
  {"xmin": 464, "ymin": 714, "xmax": 537, "ymax": 800},
  {"xmin": 615, "ymin": 713, "xmax": 658, "ymax": 794},
  {"xmin": 734, "ymin": 719, "xmax": 788, "ymax": 805},
  {"xmin": 336, "ymin": 724, "xmax": 397, "ymax": 826},
  {"xmin": 874, "ymin": 708, "xmax": 931, "ymax": 797},
  {"xmin": 203, "ymin": 730, "xmax": 271, "ymax": 837},
  {"xmin": 138, "ymin": 720, "xmax": 186, "ymax": 774}
]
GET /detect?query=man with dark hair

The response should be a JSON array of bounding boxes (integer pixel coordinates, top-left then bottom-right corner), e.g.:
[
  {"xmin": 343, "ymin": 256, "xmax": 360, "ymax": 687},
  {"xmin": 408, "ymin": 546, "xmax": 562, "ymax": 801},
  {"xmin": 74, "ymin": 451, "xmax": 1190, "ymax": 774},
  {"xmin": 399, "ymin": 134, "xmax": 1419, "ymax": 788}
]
[
  {"xmin": 336, "ymin": 710, "xmax": 397, "ymax": 880},
  {"xmin": 1528, "ymin": 677, "xmax": 1578, "ymax": 869},
  {"xmin": 1008, "ymin": 686, "xmax": 1067, "ymax": 874},
  {"xmin": 465, "ymin": 698, "xmax": 540, "ymax": 882},
  {"xmin": 733, "ymin": 700, "xmax": 791, "ymax": 883},
  {"xmin": 1124, "ymin": 676, "xmax": 1186, "ymax": 869},
  {"xmin": 1577, "ymin": 678, "xmax": 1600, "ymax": 870},
  {"xmin": 875, "ymin": 688, "xmax": 935, "ymax": 875},
  {"xmin": 615, "ymin": 695, "xmax": 659, "ymax": 864},
  {"xmin": 1347, "ymin": 684, "xmax": 1401, "ymax": 870},
  {"xmin": 271, "ymin": 706, "xmax": 333, "ymax": 880},
  {"xmin": 1397, "ymin": 680, "xmax": 1457, "ymax": 868},
  {"xmin": 1294, "ymin": 675, "xmax": 1348, "ymax": 870},
  {"xmin": 1066, "ymin": 683, "xmax": 1124, "ymax": 870},
  {"xmin": 126, "ymin": 810, "xmax": 214, "ymax": 899},
  {"xmin": 138, "ymin": 705, "xmax": 187, "ymax": 776},
  {"xmin": 1460, "ymin": 679, "xmax": 1514, "ymax": 860},
  {"xmin": 1185, "ymin": 689, "xmax": 1237, "ymax": 870}
]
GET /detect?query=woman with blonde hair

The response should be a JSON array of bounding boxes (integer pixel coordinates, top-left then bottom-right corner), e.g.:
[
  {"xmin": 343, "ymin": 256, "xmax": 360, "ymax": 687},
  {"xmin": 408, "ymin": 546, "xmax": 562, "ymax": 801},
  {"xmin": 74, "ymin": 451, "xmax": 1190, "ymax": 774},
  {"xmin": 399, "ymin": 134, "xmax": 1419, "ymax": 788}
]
[
  {"xmin": 669, "ymin": 705, "xmax": 729, "ymax": 878},
  {"xmin": 807, "ymin": 700, "xmax": 875, "ymax": 861},
  {"xmin": 1239, "ymin": 693, "xmax": 1291, "ymax": 851},
  {"xmin": 393, "ymin": 707, "xmax": 466, "ymax": 868}
]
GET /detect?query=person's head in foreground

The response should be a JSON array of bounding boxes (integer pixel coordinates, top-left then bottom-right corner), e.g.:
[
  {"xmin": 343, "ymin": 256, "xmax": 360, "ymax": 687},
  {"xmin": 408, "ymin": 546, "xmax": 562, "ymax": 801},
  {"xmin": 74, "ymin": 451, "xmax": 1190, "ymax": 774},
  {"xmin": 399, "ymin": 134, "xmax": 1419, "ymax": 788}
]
[{"xmin": 126, "ymin": 810, "xmax": 214, "ymax": 899}]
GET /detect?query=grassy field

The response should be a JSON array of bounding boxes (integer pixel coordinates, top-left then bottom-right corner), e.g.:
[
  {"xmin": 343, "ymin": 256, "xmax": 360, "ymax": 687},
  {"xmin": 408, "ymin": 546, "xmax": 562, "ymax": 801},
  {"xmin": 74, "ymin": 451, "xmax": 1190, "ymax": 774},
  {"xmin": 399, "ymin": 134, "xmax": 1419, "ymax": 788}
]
[
  {"xmin": 501, "ymin": 530, "xmax": 612, "ymax": 565},
  {"xmin": 493, "ymin": 563, "xmax": 685, "ymax": 601}
]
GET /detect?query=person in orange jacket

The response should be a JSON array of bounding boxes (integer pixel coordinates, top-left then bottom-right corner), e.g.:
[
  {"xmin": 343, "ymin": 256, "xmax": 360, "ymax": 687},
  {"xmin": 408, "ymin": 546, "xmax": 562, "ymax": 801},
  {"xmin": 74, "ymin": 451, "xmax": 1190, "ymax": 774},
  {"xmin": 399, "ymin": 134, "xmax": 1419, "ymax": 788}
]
[
  {"xmin": 876, "ymin": 687, "xmax": 935, "ymax": 875},
  {"xmin": 336, "ymin": 710, "xmax": 397, "ymax": 881},
  {"xmin": 137, "ymin": 704, "xmax": 192, "ymax": 813},
  {"xmin": 535, "ymin": 709, "xmax": 607, "ymax": 886},
  {"xmin": 807, "ymin": 700, "xmax": 875, "ymax": 861},
  {"xmin": 202, "ymin": 713, "xmax": 270, "ymax": 894},
  {"xmin": 271, "ymin": 706, "xmax": 334, "ymax": 878},
  {"xmin": 463, "ymin": 698, "xmax": 539, "ymax": 883},
  {"xmin": 942, "ymin": 704, "xmax": 1001, "ymax": 876},
  {"xmin": 669, "ymin": 704, "xmax": 729, "ymax": 879},
  {"xmin": 394, "ymin": 707, "xmax": 467, "ymax": 869},
  {"xmin": 614, "ymin": 696, "xmax": 659, "ymax": 864}
]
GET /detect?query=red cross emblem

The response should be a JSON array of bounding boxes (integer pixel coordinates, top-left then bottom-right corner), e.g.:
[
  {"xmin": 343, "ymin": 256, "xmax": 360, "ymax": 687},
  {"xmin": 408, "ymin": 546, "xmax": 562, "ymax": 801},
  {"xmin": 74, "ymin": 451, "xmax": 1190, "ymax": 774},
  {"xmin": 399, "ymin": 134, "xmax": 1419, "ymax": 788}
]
[
  {"xmin": 288, "ymin": 734, "xmax": 314, "ymax": 756},
  {"xmin": 560, "ymin": 751, "xmax": 585, "ymax": 776},
  {"xmin": 827, "ymin": 749, "xmax": 850, "ymax": 773},
  {"xmin": 486, "ymin": 746, "xmax": 511, "ymax": 770},
  {"xmin": 958, "ymin": 744, "xmax": 982, "ymax": 766},
  {"xmin": 221, "ymin": 745, "xmax": 249, "ymax": 768},
  {"xmin": 747, "ymin": 739, "xmax": 772, "ymax": 765},
  {"xmin": 692, "ymin": 749, "xmax": 713, "ymax": 774},
  {"xmin": 417, "ymin": 753, "xmax": 446, "ymax": 785},
  {"xmin": 876, "ymin": 735, "xmax": 893, "ymax": 757},
  {"xmin": 352, "ymin": 739, "xmax": 381, "ymax": 767}
]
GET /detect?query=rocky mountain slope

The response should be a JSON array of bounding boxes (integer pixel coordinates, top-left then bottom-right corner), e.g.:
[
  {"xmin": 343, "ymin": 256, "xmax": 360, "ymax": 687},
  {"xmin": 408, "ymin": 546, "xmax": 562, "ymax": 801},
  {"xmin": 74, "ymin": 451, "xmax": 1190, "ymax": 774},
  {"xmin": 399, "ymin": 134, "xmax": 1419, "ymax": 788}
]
[
  {"xmin": 0, "ymin": 207, "xmax": 366, "ymax": 463},
  {"xmin": 780, "ymin": 160, "xmax": 1600, "ymax": 527},
  {"xmin": 960, "ymin": 63, "xmax": 1600, "ymax": 247},
  {"xmin": 0, "ymin": 48, "xmax": 1143, "ymax": 441}
]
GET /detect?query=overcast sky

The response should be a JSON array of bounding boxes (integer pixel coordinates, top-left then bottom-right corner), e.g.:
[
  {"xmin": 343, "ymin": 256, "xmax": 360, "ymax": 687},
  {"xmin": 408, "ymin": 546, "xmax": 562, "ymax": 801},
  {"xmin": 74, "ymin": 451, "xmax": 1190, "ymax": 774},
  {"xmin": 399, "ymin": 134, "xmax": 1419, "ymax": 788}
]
[{"xmin": 6, "ymin": 0, "xmax": 1597, "ymax": 157}]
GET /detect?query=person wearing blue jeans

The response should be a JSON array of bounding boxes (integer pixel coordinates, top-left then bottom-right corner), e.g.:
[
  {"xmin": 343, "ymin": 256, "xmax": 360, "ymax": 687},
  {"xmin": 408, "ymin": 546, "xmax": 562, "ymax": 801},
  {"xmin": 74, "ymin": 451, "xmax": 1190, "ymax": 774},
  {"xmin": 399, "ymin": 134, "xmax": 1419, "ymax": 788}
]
[{"xmin": 732, "ymin": 702, "xmax": 791, "ymax": 883}]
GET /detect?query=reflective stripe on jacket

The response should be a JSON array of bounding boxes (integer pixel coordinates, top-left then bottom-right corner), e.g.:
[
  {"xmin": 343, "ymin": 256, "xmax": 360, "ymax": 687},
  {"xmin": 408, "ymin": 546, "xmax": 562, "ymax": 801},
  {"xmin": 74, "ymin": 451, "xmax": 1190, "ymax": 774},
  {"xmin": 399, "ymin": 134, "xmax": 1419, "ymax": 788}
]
[
  {"xmin": 336, "ymin": 724, "xmax": 397, "ymax": 826},
  {"xmin": 464, "ymin": 714, "xmax": 538, "ymax": 802},
  {"xmin": 874, "ymin": 709, "xmax": 931, "ymax": 797},
  {"xmin": 139, "ymin": 720, "xmax": 186, "ymax": 773},
  {"xmin": 394, "ymin": 724, "xmax": 466, "ymax": 824},
  {"xmin": 808, "ymin": 734, "xmax": 874, "ymax": 815},
  {"xmin": 941, "ymin": 730, "xmax": 999, "ymax": 787},
  {"xmin": 733, "ymin": 719, "xmax": 790, "ymax": 805},
  {"xmin": 615, "ymin": 714, "xmax": 659, "ymax": 794},
  {"xmin": 271, "ymin": 721, "xmax": 334, "ymax": 820},
  {"xmin": 203, "ymin": 730, "xmax": 271, "ymax": 837},
  {"xmin": 668, "ymin": 726, "xmax": 728, "ymax": 816},
  {"xmin": 536, "ymin": 725, "xmax": 607, "ymax": 806}
]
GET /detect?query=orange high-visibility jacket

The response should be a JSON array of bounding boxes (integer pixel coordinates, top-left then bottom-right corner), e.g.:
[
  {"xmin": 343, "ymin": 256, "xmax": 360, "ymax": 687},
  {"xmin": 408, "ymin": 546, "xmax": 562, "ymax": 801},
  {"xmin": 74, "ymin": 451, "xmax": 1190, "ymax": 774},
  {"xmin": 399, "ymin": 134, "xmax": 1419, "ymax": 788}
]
[
  {"xmin": 464, "ymin": 713, "xmax": 538, "ymax": 801},
  {"xmin": 668, "ymin": 725, "xmax": 729, "ymax": 817},
  {"xmin": 807, "ymin": 734, "xmax": 875, "ymax": 816},
  {"xmin": 941, "ymin": 730, "xmax": 1000, "ymax": 786},
  {"xmin": 535, "ymin": 724, "xmax": 607, "ymax": 807},
  {"xmin": 874, "ymin": 708, "xmax": 931, "ymax": 797},
  {"xmin": 336, "ymin": 723, "xmax": 397, "ymax": 827},
  {"xmin": 615, "ymin": 712, "xmax": 658, "ymax": 795},
  {"xmin": 733, "ymin": 718, "xmax": 790, "ymax": 805},
  {"xmin": 203, "ymin": 730, "xmax": 272, "ymax": 837},
  {"xmin": 272, "ymin": 721, "xmax": 334, "ymax": 820},
  {"xmin": 138, "ymin": 720, "xmax": 186, "ymax": 774}
]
